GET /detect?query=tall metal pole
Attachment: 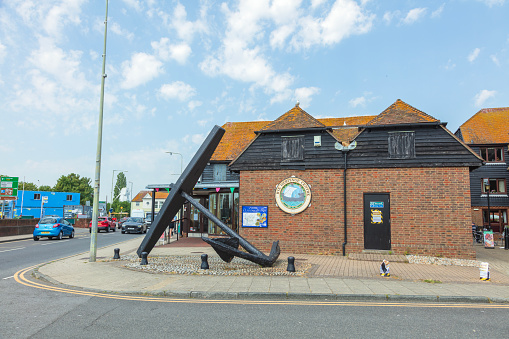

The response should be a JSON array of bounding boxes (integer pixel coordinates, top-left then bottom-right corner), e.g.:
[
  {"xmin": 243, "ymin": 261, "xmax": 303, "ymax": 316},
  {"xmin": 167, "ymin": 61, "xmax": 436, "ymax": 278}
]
[{"xmin": 90, "ymin": 0, "xmax": 108, "ymax": 262}]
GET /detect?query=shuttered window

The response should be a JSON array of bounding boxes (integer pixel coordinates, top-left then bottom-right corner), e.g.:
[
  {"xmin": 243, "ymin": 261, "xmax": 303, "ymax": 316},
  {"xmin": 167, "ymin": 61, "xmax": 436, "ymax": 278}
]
[
  {"xmin": 388, "ymin": 132, "xmax": 415, "ymax": 159},
  {"xmin": 213, "ymin": 164, "xmax": 227, "ymax": 181},
  {"xmin": 282, "ymin": 136, "xmax": 304, "ymax": 162}
]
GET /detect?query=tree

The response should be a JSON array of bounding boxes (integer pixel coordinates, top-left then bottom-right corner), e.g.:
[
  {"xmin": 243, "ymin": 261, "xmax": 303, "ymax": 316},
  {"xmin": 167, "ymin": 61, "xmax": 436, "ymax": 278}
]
[
  {"xmin": 113, "ymin": 172, "xmax": 127, "ymax": 202},
  {"xmin": 38, "ymin": 185, "xmax": 53, "ymax": 191},
  {"xmin": 53, "ymin": 173, "xmax": 93, "ymax": 205},
  {"xmin": 17, "ymin": 181, "xmax": 38, "ymax": 191}
]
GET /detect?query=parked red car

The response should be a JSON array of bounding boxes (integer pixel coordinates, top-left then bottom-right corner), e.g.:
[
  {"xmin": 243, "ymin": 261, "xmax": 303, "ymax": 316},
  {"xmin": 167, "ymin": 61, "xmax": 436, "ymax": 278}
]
[{"xmin": 89, "ymin": 216, "xmax": 116, "ymax": 233}]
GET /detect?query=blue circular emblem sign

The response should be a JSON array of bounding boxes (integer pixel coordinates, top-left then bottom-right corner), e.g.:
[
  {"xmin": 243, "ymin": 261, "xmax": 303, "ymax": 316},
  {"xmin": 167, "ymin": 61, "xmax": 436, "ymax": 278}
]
[{"xmin": 275, "ymin": 177, "xmax": 311, "ymax": 214}]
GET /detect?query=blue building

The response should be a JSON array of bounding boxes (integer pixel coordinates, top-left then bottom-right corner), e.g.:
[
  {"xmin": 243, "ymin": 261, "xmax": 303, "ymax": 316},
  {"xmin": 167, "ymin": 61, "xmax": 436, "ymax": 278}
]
[{"xmin": 10, "ymin": 190, "xmax": 81, "ymax": 218}]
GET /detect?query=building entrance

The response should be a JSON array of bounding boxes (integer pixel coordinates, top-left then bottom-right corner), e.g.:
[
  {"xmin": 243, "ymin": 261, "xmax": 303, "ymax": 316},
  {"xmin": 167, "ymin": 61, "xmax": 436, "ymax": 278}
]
[{"xmin": 364, "ymin": 193, "xmax": 391, "ymax": 250}]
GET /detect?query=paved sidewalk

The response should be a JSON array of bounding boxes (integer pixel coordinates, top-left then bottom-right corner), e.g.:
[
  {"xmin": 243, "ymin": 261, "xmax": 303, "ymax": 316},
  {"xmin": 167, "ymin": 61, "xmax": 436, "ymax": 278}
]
[{"xmin": 25, "ymin": 234, "xmax": 509, "ymax": 303}]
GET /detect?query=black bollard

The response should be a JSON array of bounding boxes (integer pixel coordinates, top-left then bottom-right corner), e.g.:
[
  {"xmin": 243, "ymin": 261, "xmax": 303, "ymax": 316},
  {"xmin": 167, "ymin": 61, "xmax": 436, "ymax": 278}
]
[
  {"xmin": 505, "ymin": 228, "xmax": 509, "ymax": 250},
  {"xmin": 287, "ymin": 256, "xmax": 296, "ymax": 272},
  {"xmin": 140, "ymin": 252, "xmax": 148, "ymax": 265},
  {"xmin": 201, "ymin": 254, "xmax": 209, "ymax": 269},
  {"xmin": 113, "ymin": 248, "xmax": 120, "ymax": 259}
]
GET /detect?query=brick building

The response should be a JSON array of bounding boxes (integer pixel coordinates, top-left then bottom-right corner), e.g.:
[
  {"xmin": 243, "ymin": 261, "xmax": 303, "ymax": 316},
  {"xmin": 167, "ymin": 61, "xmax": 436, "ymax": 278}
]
[
  {"xmin": 229, "ymin": 100, "xmax": 482, "ymax": 259},
  {"xmin": 455, "ymin": 107, "xmax": 509, "ymax": 234}
]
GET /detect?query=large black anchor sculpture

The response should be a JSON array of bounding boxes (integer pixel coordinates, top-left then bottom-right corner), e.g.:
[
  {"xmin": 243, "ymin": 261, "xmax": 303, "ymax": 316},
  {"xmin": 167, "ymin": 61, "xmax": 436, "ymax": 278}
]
[{"xmin": 137, "ymin": 125, "xmax": 280, "ymax": 267}]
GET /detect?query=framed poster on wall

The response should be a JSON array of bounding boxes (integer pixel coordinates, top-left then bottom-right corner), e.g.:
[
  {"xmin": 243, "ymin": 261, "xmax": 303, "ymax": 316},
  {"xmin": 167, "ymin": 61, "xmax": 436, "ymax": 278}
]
[{"xmin": 242, "ymin": 206, "xmax": 268, "ymax": 228}]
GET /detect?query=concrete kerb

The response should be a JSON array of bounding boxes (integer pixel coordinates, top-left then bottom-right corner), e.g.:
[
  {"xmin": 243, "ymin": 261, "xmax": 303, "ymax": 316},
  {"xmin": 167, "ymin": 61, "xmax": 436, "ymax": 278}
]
[{"xmin": 18, "ymin": 235, "xmax": 509, "ymax": 304}]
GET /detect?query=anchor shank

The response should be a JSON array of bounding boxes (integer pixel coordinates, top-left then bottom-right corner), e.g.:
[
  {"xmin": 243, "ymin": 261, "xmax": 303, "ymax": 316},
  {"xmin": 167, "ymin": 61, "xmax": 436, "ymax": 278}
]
[{"xmin": 181, "ymin": 190, "xmax": 265, "ymax": 257}]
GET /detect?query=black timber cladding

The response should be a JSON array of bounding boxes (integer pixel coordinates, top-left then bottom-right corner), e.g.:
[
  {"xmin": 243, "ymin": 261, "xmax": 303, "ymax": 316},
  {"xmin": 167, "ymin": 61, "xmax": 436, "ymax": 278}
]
[
  {"xmin": 467, "ymin": 145, "xmax": 509, "ymax": 207},
  {"xmin": 230, "ymin": 125, "xmax": 482, "ymax": 172}
]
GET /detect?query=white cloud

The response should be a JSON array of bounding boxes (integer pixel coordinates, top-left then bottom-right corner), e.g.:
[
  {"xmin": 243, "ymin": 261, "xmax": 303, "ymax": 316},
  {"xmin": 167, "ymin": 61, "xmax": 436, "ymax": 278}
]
[
  {"xmin": 477, "ymin": 0, "xmax": 506, "ymax": 7},
  {"xmin": 191, "ymin": 133, "xmax": 206, "ymax": 145},
  {"xmin": 152, "ymin": 38, "xmax": 192, "ymax": 64},
  {"xmin": 159, "ymin": 81, "xmax": 196, "ymax": 101},
  {"xmin": 444, "ymin": 59, "xmax": 456, "ymax": 70},
  {"xmin": 201, "ymin": 0, "xmax": 374, "ymax": 103},
  {"xmin": 431, "ymin": 4, "xmax": 445, "ymax": 18},
  {"xmin": 490, "ymin": 55, "xmax": 500, "ymax": 66},
  {"xmin": 110, "ymin": 22, "xmax": 134, "ymax": 41},
  {"xmin": 468, "ymin": 48, "xmax": 480, "ymax": 62},
  {"xmin": 0, "ymin": 41, "xmax": 5, "ymax": 63},
  {"xmin": 291, "ymin": 0, "xmax": 375, "ymax": 49},
  {"xmin": 188, "ymin": 100, "xmax": 202, "ymax": 110},
  {"xmin": 349, "ymin": 96, "xmax": 366, "ymax": 107},
  {"xmin": 294, "ymin": 87, "xmax": 320, "ymax": 108},
  {"xmin": 28, "ymin": 37, "xmax": 90, "ymax": 92},
  {"xmin": 169, "ymin": 2, "xmax": 208, "ymax": 43},
  {"xmin": 383, "ymin": 11, "xmax": 399, "ymax": 25},
  {"xmin": 474, "ymin": 89, "xmax": 496, "ymax": 107},
  {"xmin": 402, "ymin": 8, "xmax": 427, "ymax": 25},
  {"xmin": 120, "ymin": 52, "xmax": 163, "ymax": 89},
  {"xmin": 122, "ymin": 0, "xmax": 143, "ymax": 12},
  {"xmin": 14, "ymin": 1, "xmax": 85, "ymax": 41}
]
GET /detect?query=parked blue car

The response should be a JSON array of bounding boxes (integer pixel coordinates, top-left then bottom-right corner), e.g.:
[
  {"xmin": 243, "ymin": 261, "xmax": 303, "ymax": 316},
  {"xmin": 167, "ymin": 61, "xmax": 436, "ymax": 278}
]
[{"xmin": 33, "ymin": 217, "xmax": 75, "ymax": 241}]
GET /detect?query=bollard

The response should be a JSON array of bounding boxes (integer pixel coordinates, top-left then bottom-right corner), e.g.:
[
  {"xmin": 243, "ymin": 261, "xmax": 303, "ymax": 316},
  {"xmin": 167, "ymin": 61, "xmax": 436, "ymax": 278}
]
[
  {"xmin": 201, "ymin": 254, "xmax": 209, "ymax": 269},
  {"xmin": 113, "ymin": 248, "xmax": 120, "ymax": 260},
  {"xmin": 287, "ymin": 256, "xmax": 296, "ymax": 272},
  {"xmin": 140, "ymin": 252, "xmax": 149, "ymax": 265},
  {"xmin": 505, "ymin": 228, "xmax": 509, "ymax": 250}
]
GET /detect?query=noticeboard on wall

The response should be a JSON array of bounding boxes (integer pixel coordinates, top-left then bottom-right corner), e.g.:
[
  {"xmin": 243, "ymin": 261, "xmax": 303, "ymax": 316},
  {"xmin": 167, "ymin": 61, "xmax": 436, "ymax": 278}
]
[{"xmin": 242, "ymin": 206, "xmax": 268, "ymax": 228}]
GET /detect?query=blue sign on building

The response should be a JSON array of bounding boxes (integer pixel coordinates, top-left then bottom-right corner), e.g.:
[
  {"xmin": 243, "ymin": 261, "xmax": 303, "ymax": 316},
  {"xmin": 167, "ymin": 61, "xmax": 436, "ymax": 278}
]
[{"xmin": 242, "ymin": 205, "xmax": 268, "ymax": 228}]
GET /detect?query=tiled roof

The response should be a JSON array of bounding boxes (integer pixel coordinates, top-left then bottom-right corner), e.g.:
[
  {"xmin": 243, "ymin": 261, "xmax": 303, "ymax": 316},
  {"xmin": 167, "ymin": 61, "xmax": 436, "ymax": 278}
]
[
  {"xmin": 457, "ymin": 107, "xmax": 509, "ymax": 144},
  {"xmin": 132, "ymin": 190, "xmax": 169, "ymax": 202},
  {"xmin": 366, "ymin": 99, "xmax": 439, "ymax": 125},
  {"xmin": 132, "ymin": 190, "xmax": 150, "ymax": 202},
  {"xmin": 210, "ymin": 121, "xmax": 270, "ymax": 161},
  {"xmin": 259, "ymin": 104, "xmax": 325, "ymax": 131},
  {"xmin": 321, "ymin": 116, "xmax": 377, "ymax": 142}
]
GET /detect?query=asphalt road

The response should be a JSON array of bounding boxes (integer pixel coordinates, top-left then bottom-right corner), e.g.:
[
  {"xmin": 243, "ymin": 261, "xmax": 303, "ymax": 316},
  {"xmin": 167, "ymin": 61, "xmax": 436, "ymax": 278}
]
[{"xmin": 2, "ymin": 229, "xmax": 509, "ymax": 338}]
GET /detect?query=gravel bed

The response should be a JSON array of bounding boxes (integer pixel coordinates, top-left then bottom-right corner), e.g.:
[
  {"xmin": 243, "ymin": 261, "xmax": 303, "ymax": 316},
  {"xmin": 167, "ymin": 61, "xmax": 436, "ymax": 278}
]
[
  {"xmin": 117, "ymin": 255, "xmax": 312, "ymax": 276},
  {"xmin": 406, "ymin": 255, "xmax": 482, "ymax": 267}
]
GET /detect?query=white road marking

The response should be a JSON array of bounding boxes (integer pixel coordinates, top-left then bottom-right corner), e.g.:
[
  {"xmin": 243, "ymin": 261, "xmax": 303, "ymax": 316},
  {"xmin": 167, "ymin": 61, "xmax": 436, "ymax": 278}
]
[
  {"xmin": 3, "ymin": 276, "xmax": 14, "ymax": 280},
  {"xmin": 0, "ymin": 247, "xmax": 25, "ymax": 253}
]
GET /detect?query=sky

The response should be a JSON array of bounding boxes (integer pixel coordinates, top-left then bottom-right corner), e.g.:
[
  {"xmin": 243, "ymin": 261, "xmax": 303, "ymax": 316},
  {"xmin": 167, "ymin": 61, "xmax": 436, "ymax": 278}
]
[{"xmin": 0, "ymin": 0, "xmax": 508, "ymax": 202}]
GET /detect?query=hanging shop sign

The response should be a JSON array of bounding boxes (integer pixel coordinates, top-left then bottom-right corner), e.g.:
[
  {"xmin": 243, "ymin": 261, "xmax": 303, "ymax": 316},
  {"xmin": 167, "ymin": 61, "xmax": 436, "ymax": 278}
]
[
  {"xmin": 242, "ymin": 205, "xmax": 268, "ymax": 228},
  {"xmin": 275, "ymin": 177, "xmax": 312, "ymax": 215}
]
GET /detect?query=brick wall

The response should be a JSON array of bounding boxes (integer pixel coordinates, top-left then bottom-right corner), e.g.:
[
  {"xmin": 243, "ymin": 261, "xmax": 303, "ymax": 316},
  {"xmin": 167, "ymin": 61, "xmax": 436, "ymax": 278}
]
[{"xmin": 239, "ymin": 167, "xmax": 475, "ymax": 259}]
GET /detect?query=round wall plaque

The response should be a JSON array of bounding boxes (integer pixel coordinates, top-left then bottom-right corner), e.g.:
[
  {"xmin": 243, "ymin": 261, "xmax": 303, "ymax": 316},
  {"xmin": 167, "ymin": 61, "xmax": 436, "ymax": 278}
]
[{"xmin": 275, "ymin": 177, "xmax": 312, "ymax": 214}]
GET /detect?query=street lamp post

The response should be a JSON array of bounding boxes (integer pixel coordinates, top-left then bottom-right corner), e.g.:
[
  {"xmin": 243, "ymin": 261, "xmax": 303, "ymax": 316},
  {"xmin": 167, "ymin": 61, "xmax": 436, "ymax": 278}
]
[
  {"xmin": 129, "ymin": 181, "xmax": 133, "ymax": 201},
  {"xmin": 166, "ymin": 151, "xmax": 183, "ymax": 239},
  {"xmin": 484, "ymin": 179, "xmax": 491, "ymax": 230},
  {"xmin": 90, "ymin": 0, "xmax": 109, "ymax": 263}
]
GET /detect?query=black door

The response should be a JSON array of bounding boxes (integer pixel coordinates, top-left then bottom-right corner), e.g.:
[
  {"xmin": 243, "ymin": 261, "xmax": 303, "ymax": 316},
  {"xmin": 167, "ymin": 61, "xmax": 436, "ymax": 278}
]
[{"xmin": 364, "ymin": 193, "xmax": 391, "ymax": 250}]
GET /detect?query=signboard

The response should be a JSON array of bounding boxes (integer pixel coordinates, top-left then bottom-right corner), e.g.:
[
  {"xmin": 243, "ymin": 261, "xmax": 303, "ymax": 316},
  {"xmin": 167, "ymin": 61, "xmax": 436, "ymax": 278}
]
[
  {"xmin": 275, "ymin": 177, "xmax": 312, "ymax": 215},
  {"xmin": 42, "ymin": 196, "xmax": 48, "ymax": 204},
  {"xmin": 242, "ymin": 206, "xmax": 268, "ymax": 228},
  {"xmin": 370, "ymin": 201, "xmax": 384, "ymax": 208},
  {"xmin": 483, "ymin": 230, "xmax": 495, "ymax": 249},
  {"xmin": 0, "ymin": 177, "xmax": 19, "ymax": 200},
  {"xmin": 479, "ymin": 262, "xmax": 490, "ymax": 280}
]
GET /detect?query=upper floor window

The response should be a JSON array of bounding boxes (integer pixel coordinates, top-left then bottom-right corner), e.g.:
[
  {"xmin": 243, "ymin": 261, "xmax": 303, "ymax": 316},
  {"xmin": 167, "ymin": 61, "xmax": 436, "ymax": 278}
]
[
  {"xmin": 388, "ymin": 131, "xmax": 415, "ymax": 159},
  {"xmin": 66, "ymin": 194, "xmax": 73, "ymax": 201},
  {"xmin": 482, "ymin": 178, "xmax": 507, "ymax": 193},
  {"xmin": 136, "ymin": 202, "xmax": 140, "ymax": 206},
  {"xmin": 34, "ymin": 193, "xmax": 41, "ymax": 200},
  {"xmin": 213, "ymin": 164, "xmax": 227, "ymax": 182},
  {"xmin": 282, "ymin": 136, "xmax": 304, "ymax": 162},
  {"xmin": 479, "ymin": 147, "xmax": 504, "ymax": 162}
]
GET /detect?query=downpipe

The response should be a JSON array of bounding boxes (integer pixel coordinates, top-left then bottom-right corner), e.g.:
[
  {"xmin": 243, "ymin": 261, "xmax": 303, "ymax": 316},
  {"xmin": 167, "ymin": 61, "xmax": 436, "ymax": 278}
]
[{"xmin": 342, "ymin": 150, "xmax": 348, "ymax": 256}]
